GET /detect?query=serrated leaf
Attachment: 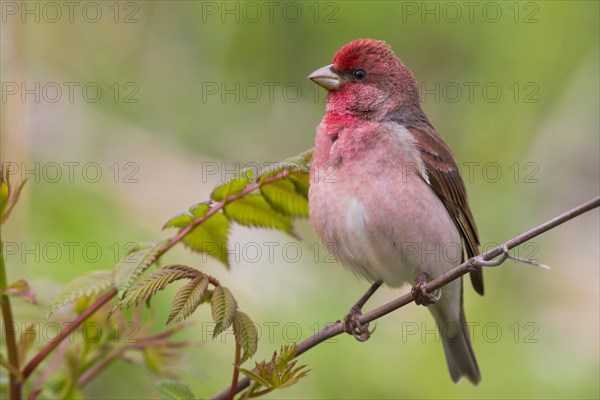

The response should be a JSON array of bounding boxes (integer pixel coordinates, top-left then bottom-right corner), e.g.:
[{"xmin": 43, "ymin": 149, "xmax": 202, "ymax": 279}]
[
  {"xmin": 291, "ymin": 171, "xmax": 310, "ymax": 198},
  {"xmin": 164, "ymin": 203, "xmax": 230, "ymax": 266},
  {"xmin": 258, "ymin": 152, "xmax": 311, "ymax": 181},
  {"xmin": 154, "ymin": 380, "xmax": 194, "ymax": 400},
  {"xmin": 224, "ymin": 194, "xmax": 293, "ymax": 233},
  {"xmin": 241, "ymin": 346, "xmax": 309, "ymax": 394},
  {"xmin": 233, "ymin": 311, "xmax": 258, "ymax": 363},
  {"xmin": 113, "ymin": 239, "xmax": 170, "ymax": 300},
  {"xmin": 166, "ymin": 275, "xmax": 209, "ymax": 325},
  {"xmin": 188, "ymin": 202, "xmax": 210, "ymax": 218},
  {"xmin": 276, "ymin": 345, "xmax": 298, "ymax": 368},
  {"xmin": 4, "ymin": 278, "xmax": 36, "ymax": 304},
  {"xmin": 296, "ymin": 148, "xmax": 314, "ymax": 166},
  {"xmin": 260, "ymin": 179, "xmax": 309, "ymax": 218},
  {"xmin": 278, "ymin": 362, "xmax": 310, "ymax": 389},
  {"xmin": 239, "ymin": 367, "xmax": 270, "ymax": 387},
  {"xmin": 182, "ymin": 214, "xmax": 230, "ymax": 267},
  {"xmin": 211, "ymin": 170, "xmax": 254, "ymax": 201},
  {"xmin": 48, "ymin": 270, "xmax": 113, "ymax": 315},
  {"xmin": 210, "ymin": 286, "xmax": 237, "ymax": 338},
  {"xmin": 117, "ymin": 267, "xmax": 191, "ymax": 309},
  {"xmin": 163, "ymin": 211, "xmax": 193, "ymax": 229}
]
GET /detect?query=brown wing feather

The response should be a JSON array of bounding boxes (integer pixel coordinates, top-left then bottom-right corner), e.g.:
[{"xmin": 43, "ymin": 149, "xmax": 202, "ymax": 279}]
[{"xmin": 407, "ymin": 125, "xmax": 484, "ymax": 295}]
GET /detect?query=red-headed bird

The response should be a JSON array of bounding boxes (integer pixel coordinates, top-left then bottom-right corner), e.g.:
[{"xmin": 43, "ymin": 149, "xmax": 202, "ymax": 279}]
[{"xmin": 308, "ymin": 39, "xmax": 483, "ymax": 384}]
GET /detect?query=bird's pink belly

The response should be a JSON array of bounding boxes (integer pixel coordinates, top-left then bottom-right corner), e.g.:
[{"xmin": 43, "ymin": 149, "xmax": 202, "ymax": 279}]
[{"xmin": 309, "ymin": 165, "xmax": 462, "ymax": 287}]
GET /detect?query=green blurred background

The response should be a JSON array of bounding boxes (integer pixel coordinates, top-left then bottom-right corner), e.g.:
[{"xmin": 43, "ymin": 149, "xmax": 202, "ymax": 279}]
[{"xmin": 2, "ymin": 0, "xmax": 599, "ymax": 398}]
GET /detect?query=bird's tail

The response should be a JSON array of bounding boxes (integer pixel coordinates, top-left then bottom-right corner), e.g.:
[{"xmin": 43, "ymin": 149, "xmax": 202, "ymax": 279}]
[{"xmin": 429, "ymin": 279, "xmax": 481, "ymax": 385}]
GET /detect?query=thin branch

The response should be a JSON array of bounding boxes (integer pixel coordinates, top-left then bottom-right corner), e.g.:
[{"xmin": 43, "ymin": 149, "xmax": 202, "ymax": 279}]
[
  {"xmin": 21, "ymin": 287, "xmax": 117, "ymax": 381},
  {"xmin": 19, "ymin": 167, "xmax": 301, "ymax": 384},
  {"xmin": 227, "ymin": 344, "xmax": 242, "ymax": 400},
  {"xmin": 77, "ymin": 350, "xmax": 120, "ymax": 388},
  {"xmin": 1, "ymin": 241, "xmax": 23, "ymax": 400},
  {"xmin": 211, "ymin": 195, "xmax": 600, "ymax": 400}
]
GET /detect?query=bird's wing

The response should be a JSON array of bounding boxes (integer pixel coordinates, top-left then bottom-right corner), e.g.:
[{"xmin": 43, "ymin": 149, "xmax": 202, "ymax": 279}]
[{"xmin": 407, "ymin": 124, "xmax": 484, "ymax": 296}]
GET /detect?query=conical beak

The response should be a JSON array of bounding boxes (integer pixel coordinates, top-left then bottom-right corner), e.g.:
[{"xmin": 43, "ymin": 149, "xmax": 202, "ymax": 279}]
[{"xmin": 308, "ymin": 64, "xmax": 341, "ymax": 91}]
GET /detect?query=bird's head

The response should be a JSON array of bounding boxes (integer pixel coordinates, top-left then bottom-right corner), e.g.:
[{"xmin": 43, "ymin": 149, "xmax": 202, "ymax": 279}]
[{"xmin": 308, "ymin": 39, "xmax": 422, "ymax": 121}]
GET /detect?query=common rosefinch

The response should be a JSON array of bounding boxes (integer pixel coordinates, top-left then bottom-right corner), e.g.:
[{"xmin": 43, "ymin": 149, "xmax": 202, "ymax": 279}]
[{"xmin": 308, "ymin": 39, "xmax": 482, "ymax": 384}]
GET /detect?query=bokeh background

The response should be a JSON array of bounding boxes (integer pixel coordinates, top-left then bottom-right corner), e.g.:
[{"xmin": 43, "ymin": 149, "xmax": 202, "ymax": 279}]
[{"xmin": 2, "ymin": 1, "xmax": 599, "ymax": 398}]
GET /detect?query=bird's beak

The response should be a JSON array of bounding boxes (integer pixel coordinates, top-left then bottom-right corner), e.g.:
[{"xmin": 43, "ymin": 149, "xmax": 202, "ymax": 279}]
[{"xmin": 308, "ymin": 64, "xmax": 341, "ymax": 91}]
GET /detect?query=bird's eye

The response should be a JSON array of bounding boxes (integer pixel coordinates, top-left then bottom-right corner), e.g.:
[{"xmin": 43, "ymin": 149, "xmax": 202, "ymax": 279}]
[{"xmin": 353, "ymin": 69, "xmax": 367, "ymax": 80}]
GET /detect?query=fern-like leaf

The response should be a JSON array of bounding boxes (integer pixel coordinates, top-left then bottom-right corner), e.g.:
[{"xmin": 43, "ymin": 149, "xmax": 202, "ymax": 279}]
[
  {"xmin": 276, "ymin": 344, "xmax": 298, "ymax": 368},
  {"xmin": 164, "ymin": 203, "xmax": 231, "ymax": 267},
  {"xmin": 260, "ymin": 179, "xmax": 309, "ymax": 218},
  {"xmin": 291, "ymin": 171, "xmax": 310, "ymax": 198},
  {"xmin": 183, "ymin": 204, "xmax": 230, "ymax": 267},
  {"xmin": 224, "ymin": 194, "xmax": 292, "ymax": 233},
  {"xmin": 257, "ymin": 152, "xmax": 311, "ymax": 181},
  {"xmin": 210, "ymin": 286, "xmax": 237, "ymax": 338},
  {"xmin": 154, "ymin": 380, "xmax": 194, "ymax": 400},
  {"xmin": 118, "ymin": 267, "xmax": 192, "ymax": 309},
  {"xmin": 233, "ymin": 311, "xmax": 258, "ymax": 363},
  {"xmin": 162, "ymin": 210, "xmax": 193, "ymax": 229},
  {"xmin": 166, "ymin": 275, "xmax": 209, "ymax": 325},
  {"xmin": 239, "ymin": 345, "xmax": 309, "ymax": 396},
  {"xmin": 48, "ymin": 270, "xmax": 113, "ymax": 316},
  {"xmin": 113, "ymin": 239, "xmax": 170, "ymax": 300},
  {"xmin": 211, "ymin": 170, "xmax": 254, "ymax": 201}
]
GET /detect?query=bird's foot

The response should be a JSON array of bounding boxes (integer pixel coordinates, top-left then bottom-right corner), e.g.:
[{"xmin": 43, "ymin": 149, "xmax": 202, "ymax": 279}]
[
  {"xmin": 411, "ymin": 273, "xmax": 441, "ymax": 306},
  {"xmin": 343, "ymin": 281, "xmax": 382, "ymax": 342},
  {"xmin": 343, "ymin": 305, "xmax": 375, "ymax": 342}
]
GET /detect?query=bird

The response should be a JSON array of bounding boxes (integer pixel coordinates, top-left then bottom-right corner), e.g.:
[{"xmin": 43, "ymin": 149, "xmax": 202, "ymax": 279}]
[{"xmin": 307, "ymin": 39, "xmax": 483, "ymax": 385}]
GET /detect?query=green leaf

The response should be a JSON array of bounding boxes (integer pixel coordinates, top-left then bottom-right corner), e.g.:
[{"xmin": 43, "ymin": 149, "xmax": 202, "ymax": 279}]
[
  {"xmin": 239, "ymin": 345, "xmax": 309, "ymax": 395},
  {"xmin": 184, "ymin": 212, "xmax": 230, "ymax": 268},
  {"xmin": 0, "ymin": 166, "xmax": 27, "ymax": 224},
  {"xmin": 210, "ymin": 286, "xmax": 237, "ymax": 338},
  {"xmin": 233, "ymin": 311, "xmax": 258, "ymax": 363},
  {"xmin": 18, "ymin": 324, "xmax": 37, "ymax": 366},
  {"xmin": 276, "ymin": 345, "xmax": 298, "ymax": 368},
  {"xmin": 224, "ymin": 194, "xmax": 293, "ymax": 233},
  {"xmin": 166, "ymin": 275, "xmax": 209, "ymax": 325},
  {"xmin": 260, "ymin": 179, "xmax": 309, "ymax": 218},
  {"xmin": 291, "ymin": 171, "xmax": 310, "ymax": 198},
  {"xmin": 211, "ymin": 170, "xmax": 254, "ymax": 201},
  {"xmin": 118, "ymin": 267, "xmax": 192, "ymax": 309},
  {"xmin": 0, "ymin": 171, "xmax": 9, "ymax": 217},
  {"xmin": 154, "ymin": 380, "xmax": 194, "ymax": 400},
  {"xmin": 113, "ymin": 239, "xmax": 170, "ymax": 300},
  {"xmin": 257, "ymin": 152, "xmax": 311, "ymax": 182},
  {"xmin": 162, "ymin": 211, "xmax": 193, "ymax": 229},
  {"xmin": 239, "ymin": 367, "xmax": 270, "ymax": 388},
  {"xmin": 277, "ymin": 361, "xmax": 310, "ymax": 389},
  {"xmin": 4, "ymin": 279, "xmax": 36, "ymax": 304},
  {"xmin": 189, "ymin": 202, "xmax": 211, "ymax": 218},
  {"xmin": 48, "ymin": 270, "xmax": 113, "ymax": 315}
]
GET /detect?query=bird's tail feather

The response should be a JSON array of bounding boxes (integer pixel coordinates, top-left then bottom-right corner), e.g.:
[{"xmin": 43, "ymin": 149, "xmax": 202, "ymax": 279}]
[
  {"xmin": 439, "ymin": 306, "xmax": 480, "ymax": 385},
  {"xmin": 429, "ymin": 278, "xmax": 481, "ymax": 385}
]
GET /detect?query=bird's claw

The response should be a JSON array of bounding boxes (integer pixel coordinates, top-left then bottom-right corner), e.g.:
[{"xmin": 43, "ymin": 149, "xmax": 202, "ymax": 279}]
[
  {"xmin": 344, "ymin": 306, "xmax": 375, "ymax": 342},
  {"xmin": 411, "ymin": 273, "xmax": 441, "ymax": 306}
]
